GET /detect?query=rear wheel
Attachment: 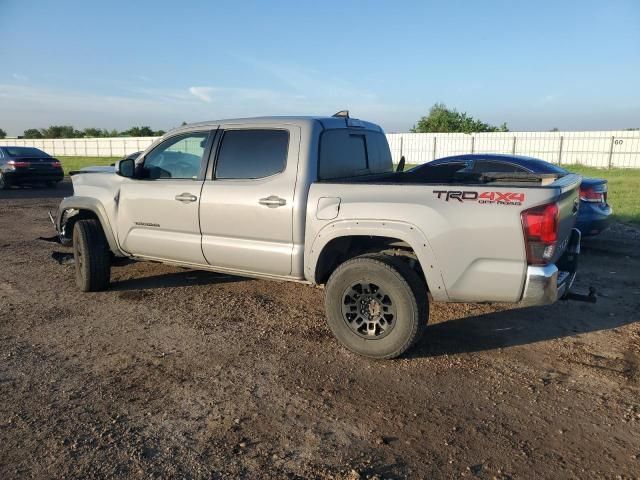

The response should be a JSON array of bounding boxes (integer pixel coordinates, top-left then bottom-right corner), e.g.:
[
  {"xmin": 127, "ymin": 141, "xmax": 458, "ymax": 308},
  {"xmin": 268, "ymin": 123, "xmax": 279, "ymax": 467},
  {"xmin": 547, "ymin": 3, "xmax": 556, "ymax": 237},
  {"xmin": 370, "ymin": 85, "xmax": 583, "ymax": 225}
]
[
  {"xmin": 72, "ymin": 219, "xmax": 111, "ymax": 292},
  {"xmin": 0, "ymin": 173, "xmax": 10, "ymax": 190},
  {"xmin": 324, "ymin": 254, "xmax": 428, "ymax": 359}
]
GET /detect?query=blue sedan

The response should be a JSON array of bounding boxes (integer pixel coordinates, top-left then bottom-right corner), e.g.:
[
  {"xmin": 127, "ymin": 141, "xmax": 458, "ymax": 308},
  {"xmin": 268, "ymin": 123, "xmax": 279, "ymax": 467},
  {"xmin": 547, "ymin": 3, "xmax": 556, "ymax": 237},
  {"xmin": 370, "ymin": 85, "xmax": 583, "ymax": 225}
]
[{"xmin": 416, "ymin": 154, "xmax": 612, "ymax": 236}]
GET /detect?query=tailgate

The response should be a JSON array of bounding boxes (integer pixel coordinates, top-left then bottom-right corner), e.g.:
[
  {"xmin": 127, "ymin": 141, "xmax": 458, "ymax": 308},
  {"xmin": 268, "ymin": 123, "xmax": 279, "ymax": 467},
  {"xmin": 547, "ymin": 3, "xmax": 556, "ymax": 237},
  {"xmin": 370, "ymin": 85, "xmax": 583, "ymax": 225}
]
[{"xmin": 550, "ymin": 173, "xmax": 581, "ymax": 263}]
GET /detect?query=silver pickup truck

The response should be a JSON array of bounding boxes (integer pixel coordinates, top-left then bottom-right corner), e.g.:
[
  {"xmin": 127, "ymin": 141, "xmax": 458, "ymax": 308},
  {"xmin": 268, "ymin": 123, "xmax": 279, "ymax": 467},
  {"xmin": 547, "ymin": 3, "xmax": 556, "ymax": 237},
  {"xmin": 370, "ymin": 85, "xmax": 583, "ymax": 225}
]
[{"xmin": 54, "ymin": 113, "xmax": 583, "ymax": 359}]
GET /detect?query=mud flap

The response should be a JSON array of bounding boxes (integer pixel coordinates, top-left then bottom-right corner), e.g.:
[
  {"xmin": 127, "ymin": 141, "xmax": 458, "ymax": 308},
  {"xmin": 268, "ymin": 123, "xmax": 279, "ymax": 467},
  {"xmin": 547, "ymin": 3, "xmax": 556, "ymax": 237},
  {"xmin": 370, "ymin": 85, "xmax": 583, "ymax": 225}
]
[{"xmin": 557, "ymin": 228, "xmax": 597, "ymax": 303}]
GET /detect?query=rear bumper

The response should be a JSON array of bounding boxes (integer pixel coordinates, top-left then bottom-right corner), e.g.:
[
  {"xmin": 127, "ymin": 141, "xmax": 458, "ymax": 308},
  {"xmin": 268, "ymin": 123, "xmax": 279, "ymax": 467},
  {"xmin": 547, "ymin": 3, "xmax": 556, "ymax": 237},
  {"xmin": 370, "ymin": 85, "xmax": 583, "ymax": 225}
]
[
  {"xmin": 520, "ymin": 228, "xmax": 580, "ymax": 306},
  {"xmin": 3, "ymin": 170, "xmax": 64, "ymax": 184},
  {"xmin": 576, "ymin": 203, "xmax": 612, "ymax": 236},
  {"xmin": 520, "ymin": 264, "xmax": 571, "ymax": 306}
]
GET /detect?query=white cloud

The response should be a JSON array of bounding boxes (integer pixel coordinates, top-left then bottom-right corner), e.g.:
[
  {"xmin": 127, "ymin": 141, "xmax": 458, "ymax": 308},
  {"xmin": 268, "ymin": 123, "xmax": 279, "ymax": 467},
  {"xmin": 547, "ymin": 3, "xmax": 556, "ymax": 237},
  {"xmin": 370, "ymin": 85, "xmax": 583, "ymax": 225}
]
[
  {"xmin": 0, "ymin": 80, "xmax": 413, "ymax": 135},
  {"xmin": 189, "ymin": 86, "xmax": 214, "ymax": 103}
]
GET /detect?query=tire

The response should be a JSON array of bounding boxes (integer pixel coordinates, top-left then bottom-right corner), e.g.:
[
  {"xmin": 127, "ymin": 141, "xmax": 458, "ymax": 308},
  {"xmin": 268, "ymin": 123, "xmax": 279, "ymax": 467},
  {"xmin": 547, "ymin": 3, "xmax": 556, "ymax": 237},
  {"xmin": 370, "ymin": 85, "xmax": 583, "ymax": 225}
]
[
  {"xmin": 324, "ymin": 254, "xmax": 428, "ymax": 359},
  {"xmin": 0, "ymin": 173, "xmax": 10, "ymax": 190},
  {"xmin": 72, "ymin": 219, "xmax": 111, "ymax": 292}
]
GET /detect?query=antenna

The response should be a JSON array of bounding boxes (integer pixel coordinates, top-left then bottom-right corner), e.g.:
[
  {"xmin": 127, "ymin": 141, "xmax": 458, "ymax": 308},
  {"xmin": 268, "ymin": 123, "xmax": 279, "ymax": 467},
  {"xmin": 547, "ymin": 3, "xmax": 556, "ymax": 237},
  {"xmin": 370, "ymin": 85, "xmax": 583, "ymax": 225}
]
[{"xmin": 332, "ymin": 110, "xmax": 349, "ymax": 118}]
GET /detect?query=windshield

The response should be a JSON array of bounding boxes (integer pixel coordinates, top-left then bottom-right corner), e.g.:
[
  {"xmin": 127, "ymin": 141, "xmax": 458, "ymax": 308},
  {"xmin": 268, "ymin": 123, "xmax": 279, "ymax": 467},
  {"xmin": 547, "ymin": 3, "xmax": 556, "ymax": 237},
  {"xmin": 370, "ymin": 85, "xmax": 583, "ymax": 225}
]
[{"xmin": 3, "ymin": 147, "xmax": 49, "ymax": 157}]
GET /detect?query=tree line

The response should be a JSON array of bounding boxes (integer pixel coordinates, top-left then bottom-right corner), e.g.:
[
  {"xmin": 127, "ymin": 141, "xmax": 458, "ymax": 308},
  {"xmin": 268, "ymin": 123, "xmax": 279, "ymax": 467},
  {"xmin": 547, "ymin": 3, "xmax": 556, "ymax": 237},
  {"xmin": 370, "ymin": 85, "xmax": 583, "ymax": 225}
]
[
  {"xmin": 1, "ymin": 110, "xmax": 637, "ymax": 139},
  {"xmin": 0, "ymin": 125, "xmax": 166, "ymax": 139}
]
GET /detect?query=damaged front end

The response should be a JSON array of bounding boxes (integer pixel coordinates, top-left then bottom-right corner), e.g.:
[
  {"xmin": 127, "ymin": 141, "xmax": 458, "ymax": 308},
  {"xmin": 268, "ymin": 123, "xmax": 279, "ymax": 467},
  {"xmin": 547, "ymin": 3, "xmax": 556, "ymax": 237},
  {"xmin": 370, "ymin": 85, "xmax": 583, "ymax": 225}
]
[{"xmin": 47, "ymin": 208, "xmax": 79, "ymax": 246}]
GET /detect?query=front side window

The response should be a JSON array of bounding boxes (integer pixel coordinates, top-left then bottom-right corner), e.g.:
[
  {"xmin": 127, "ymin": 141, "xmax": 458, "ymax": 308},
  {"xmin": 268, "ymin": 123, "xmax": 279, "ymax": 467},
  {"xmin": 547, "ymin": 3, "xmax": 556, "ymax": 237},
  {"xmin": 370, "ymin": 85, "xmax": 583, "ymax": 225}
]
[
  {"xmin": 215, "ymin": 129, "xmax": 289, "ymax": 179},
  {"xmin": 142, "ymin": 133, "xmax": 209, "ymax": 179}
]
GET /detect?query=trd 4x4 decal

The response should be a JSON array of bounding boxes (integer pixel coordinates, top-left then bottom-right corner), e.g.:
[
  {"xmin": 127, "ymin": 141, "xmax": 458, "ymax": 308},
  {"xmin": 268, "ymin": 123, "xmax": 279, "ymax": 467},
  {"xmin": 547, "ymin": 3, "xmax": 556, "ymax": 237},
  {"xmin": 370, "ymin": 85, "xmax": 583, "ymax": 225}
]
[{"xmin": 433, "ymin": 190, "xmax": 525, "ymax": 206}]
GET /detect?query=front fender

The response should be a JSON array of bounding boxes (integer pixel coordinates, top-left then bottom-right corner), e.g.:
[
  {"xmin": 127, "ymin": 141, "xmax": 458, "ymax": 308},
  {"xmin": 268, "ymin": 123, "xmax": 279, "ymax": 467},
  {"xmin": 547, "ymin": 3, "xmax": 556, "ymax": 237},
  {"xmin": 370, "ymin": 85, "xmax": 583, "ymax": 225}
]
[
  {"xmin": 305, "ymin": 219, "xmax": 449, "ymax": 301},
  {"xmin": 56, "ymin": 196, "xmax": 124, "ymax": 256}
]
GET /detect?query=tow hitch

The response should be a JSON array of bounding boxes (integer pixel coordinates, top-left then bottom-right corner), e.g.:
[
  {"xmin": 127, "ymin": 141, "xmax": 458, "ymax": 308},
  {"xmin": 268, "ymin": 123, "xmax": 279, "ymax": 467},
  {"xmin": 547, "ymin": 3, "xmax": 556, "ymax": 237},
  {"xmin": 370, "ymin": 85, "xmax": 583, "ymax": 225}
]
[{"xmin": 563, "ymin": 286, "xmax": 598, "ymax": 303}]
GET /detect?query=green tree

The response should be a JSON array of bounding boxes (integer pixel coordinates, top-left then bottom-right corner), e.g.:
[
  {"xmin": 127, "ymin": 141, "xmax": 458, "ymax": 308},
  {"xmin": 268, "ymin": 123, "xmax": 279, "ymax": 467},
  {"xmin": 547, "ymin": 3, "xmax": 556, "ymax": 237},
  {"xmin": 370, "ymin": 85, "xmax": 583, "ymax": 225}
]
[
  {"xmin": 0, "ymin": 128, "xmax": 6, "ymax": 139},
  {"xmin": 411, "ymin": 103, "xmax": 509, "ymax": 133},
  {"xmin": 82, "ymin": 127, "xmax": 108, "ymax": 137},
  {"xmin": 23, "ymin": 128, "xmax": 44, "ymax": 139},
  {"xmin": 123, "ymin": 126, "xmax": 155, "ymax": 137},
  {"xmin": 42, "ymin": 125, "xmax": 81, "ymax": 138}
]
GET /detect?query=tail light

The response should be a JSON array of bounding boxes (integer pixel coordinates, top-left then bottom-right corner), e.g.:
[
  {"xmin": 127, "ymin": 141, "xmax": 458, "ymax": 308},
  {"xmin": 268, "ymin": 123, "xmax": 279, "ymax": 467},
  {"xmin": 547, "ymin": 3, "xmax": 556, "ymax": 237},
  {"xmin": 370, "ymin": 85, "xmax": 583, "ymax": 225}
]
[
  {"xmin": 521, "ymin": 202, "xmax": 559, "ymax": 265},
  {"xmin": 52, "ymin": 161, "xmax": 62, "ymax": 168},
  {"xmin": 579, "ymin": 185, "xmax": 606, "ymax": 203},
  {"xmin": 7, "ymin": 160, "xmax": 30, "ymax": 168}
]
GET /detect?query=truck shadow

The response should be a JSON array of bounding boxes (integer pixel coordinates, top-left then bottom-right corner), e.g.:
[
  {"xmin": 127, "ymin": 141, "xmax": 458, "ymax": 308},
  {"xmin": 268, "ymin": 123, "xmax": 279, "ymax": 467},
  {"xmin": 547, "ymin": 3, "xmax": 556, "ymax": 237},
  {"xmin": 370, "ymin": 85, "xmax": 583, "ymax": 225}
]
[
  {"xmin": 409, "ymin": 304, "xmax": 638, "ymax": 358},
  {"xmin": 110, "ymin": 270, "xmax": 247, "ymax": 291}
]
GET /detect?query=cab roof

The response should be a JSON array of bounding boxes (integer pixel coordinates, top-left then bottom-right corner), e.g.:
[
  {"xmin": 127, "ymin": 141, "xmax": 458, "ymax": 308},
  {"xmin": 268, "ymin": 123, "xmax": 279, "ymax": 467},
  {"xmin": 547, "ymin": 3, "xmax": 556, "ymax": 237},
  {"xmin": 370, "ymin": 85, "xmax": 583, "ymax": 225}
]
[{"xmin": 173, "ymin": 116, "xmax": 384, "ymax": 133}]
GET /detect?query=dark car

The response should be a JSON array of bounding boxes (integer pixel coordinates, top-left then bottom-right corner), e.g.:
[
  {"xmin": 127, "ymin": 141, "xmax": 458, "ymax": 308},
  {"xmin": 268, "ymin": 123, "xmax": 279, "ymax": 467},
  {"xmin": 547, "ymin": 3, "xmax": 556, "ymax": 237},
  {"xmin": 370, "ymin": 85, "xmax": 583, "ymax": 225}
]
[
  {"xmin": 0, "ymin": 146, "xmax": 64, "ymax": 189},
  {"xmin": 413, "ymin": 154, "xmax": 612, "ymax": 236}
]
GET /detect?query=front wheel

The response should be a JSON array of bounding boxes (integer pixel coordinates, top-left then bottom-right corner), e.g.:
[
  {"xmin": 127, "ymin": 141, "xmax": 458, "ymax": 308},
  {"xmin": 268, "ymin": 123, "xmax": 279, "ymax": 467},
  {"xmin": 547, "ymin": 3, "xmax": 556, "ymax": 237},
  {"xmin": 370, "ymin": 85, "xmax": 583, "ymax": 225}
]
[
  {"xmin": 72, "ymin": 219, "xmax": 111, "ymax": 292},
  {"xmin": 324, "ymin": 254, "xmax": 428, "ymax": 359}
]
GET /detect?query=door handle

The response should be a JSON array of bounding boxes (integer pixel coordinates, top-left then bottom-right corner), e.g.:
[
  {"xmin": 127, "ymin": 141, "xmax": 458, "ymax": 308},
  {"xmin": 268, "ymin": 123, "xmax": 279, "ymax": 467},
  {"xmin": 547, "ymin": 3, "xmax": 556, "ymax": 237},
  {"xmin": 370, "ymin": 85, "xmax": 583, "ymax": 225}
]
[
  {"xmin": 259, "ymin": 195, "xmax": 286, "ymax": 208},
  {"xmin": 175, "ymin": 193, "xmax": 198, "ymax": 203}
]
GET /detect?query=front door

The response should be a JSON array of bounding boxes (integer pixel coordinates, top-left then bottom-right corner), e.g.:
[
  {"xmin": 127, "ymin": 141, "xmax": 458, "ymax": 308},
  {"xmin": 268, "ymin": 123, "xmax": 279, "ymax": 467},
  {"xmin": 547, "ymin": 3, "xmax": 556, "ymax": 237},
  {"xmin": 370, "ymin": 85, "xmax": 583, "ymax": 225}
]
[
  {"xmin": 116, "ymin": 130, "xmax": 214, "ymax": 265},
  {"xmin": 199, "ymin": 125, "xmax": 300, "ymax": 276}
]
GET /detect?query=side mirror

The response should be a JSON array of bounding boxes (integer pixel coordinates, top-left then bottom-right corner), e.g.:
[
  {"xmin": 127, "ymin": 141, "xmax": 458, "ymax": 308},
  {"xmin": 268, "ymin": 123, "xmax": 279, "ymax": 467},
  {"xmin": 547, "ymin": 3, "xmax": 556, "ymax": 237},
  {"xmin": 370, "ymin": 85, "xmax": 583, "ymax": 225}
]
[
  {"xmin": 396, "ymin": 155, "xmax": 406, "ymax": 172},
  {"xmin": 115, "ymin": 158, "xmax": 135, "ymax": 178}
]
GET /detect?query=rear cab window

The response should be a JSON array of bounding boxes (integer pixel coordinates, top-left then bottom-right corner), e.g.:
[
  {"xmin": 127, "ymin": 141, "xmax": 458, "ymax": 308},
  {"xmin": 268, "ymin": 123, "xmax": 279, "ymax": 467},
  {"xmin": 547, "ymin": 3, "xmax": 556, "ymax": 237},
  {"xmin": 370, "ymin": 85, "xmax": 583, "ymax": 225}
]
[{"xmin": 319, "ymin": 129, "xmax": 393, "ymax": 180}]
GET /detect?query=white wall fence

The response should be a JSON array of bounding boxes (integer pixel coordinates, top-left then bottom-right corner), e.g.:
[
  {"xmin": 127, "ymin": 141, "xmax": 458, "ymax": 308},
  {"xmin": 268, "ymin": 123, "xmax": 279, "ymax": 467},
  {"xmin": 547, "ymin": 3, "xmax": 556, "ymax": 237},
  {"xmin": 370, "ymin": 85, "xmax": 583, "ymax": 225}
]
[
  {"xmin": 2, "ymin": 130, "xmax": 640, "ymax": 168},
  {"xmin": 387, "ymin": 130, "xmax": 640, "ymax": 168},
  {"xmin": 0, "ymin": 137, "xmax": 157, "ymax": 158}
]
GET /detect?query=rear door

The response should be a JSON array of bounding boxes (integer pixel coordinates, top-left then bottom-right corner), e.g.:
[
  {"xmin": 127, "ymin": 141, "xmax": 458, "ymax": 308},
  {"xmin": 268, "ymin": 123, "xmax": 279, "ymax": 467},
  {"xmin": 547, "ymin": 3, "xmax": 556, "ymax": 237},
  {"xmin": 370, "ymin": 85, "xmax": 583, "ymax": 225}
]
[
  {"xmin": 199, "ymin": 124, "xmax": 300, "ymax": 276},
  {"xmin": 115, "ymin": 130, "xmax": 215, "ymax": 264}
]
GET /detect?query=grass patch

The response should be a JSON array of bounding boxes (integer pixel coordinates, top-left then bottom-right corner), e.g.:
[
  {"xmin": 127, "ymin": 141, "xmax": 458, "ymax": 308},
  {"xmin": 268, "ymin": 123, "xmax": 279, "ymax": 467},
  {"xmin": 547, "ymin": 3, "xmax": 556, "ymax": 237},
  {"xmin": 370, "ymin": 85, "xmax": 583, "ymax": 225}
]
[{"xmin": 58, "ymin": 156, "xmax": 120, "ymax": 175}]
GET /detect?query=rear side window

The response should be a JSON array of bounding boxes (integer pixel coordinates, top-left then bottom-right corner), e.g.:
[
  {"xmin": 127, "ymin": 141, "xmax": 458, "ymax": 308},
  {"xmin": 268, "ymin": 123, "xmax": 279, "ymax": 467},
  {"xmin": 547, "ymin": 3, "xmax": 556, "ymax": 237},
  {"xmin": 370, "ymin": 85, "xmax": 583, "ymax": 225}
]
[
  {"xmin": 3, "ymin": 147, "xmax": 49, "ymax": 157},
  {"xmin": 319, "ymin": 129, "xmax": 393, "ymax": 180},
  {"xmin": 474, "ymin": 161, "xmax": 527, "ymax": 173},
  {"xmin": 215, "ymin": 129, "xmax": 289, "ymax": 179},
  {"xmin": 319, "ymin": 130, "xmax": 367, "ymax": 179},
  {"xmin": 365, "ymin": 131, "xmax": 393, "ymax": 174}
]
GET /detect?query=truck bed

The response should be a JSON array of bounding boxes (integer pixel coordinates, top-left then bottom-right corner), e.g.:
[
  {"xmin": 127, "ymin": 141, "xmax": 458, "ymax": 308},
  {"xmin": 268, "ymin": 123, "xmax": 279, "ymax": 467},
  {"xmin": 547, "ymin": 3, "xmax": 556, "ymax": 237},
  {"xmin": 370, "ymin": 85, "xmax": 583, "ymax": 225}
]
[{"xmin": 305, "ymin": 172, "xmax": 581, "ymax": 304}]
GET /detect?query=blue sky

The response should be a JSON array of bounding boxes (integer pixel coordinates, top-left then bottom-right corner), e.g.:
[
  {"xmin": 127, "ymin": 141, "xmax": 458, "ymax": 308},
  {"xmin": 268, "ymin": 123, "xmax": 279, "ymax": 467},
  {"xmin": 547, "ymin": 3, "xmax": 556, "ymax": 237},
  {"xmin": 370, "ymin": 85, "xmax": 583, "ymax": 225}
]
[{"xmin": 1, "ymin": 0, "xmax": 639, "ymax": 135}]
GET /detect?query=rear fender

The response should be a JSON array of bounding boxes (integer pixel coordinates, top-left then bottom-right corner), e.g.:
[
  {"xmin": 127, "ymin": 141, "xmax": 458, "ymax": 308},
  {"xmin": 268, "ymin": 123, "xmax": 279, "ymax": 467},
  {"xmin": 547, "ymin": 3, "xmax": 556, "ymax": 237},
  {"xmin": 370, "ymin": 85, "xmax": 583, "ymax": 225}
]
[{"xmin": 306, "ymin": 219, "xmax": 448, "ymax": 301}]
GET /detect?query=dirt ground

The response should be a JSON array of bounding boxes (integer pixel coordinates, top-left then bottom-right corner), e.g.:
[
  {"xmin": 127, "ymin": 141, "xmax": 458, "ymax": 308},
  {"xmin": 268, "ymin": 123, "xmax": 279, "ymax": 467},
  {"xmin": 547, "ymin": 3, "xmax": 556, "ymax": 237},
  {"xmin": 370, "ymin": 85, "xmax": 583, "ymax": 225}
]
[{"xmin": 1, "ymin": 180, "xmax": 639, "ymax": 479}]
